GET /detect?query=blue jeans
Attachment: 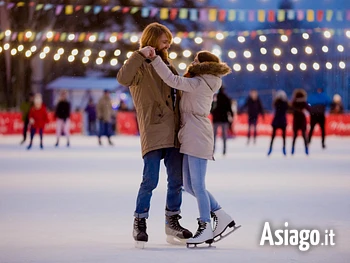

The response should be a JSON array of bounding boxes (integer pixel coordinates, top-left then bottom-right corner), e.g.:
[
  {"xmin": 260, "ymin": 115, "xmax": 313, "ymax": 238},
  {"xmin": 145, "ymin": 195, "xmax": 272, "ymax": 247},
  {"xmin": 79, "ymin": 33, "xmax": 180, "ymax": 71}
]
[
  {"xmin": 182, "ymin": 154, "xmax": 221, "ymax": 222},
  {"xmin": 98, "ymin": 120, "xmax": 111, "ymax": 138},
  {"xmin": 134, "ymin": 147, "xmax": 183, "ymax": 218}
]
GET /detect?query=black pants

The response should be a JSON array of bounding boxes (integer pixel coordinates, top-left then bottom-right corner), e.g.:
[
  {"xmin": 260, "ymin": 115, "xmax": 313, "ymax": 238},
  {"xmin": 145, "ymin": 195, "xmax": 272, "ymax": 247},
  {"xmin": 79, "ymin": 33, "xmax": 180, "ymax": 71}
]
[
  {"xmin": 308, "ymin": 115, "xmax": 326, "ymax": 146},
  {"xmin": 247, "ymin": 118, "xmax": 258, "ymax": 140},
  {"xmin": 22, "ymin": 118, "xmax": 30, "ymax": 141},
  {"xmin": 269, "ymin": 127, "xmax": 286, "ymax": 149},
  {"xmin": 292, "ymin": 128, "xmax": 308, "ymax": 150}
]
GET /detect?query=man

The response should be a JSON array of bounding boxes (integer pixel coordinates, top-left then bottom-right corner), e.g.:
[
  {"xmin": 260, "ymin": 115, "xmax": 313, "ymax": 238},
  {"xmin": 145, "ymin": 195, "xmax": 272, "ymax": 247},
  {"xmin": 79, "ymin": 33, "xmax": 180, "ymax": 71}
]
[
  {"xmin": 97, "ymin": 89, "xmax": 114, "ymax": 146},
  {"xmin": 117, "ymin": 22, "xmax": 192, "ymax": 246},
  {"xmin": 20, "ymin": 92, "xmax": 34, "ymax": 144},
  {"xmin": 54, "ymin": 90, "xmax": 71, "ymax": 147},
  {"xmin": 308, "ymin": 88, "xmax": 331, "ymax": 149}
]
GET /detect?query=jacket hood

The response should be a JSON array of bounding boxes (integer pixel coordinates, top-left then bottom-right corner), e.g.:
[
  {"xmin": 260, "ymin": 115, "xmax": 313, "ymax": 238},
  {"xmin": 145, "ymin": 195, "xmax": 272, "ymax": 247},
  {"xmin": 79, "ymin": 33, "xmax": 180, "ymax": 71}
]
[{"xmin": 186, "ymin": 61, "xmax": 232, "ymax": 77}]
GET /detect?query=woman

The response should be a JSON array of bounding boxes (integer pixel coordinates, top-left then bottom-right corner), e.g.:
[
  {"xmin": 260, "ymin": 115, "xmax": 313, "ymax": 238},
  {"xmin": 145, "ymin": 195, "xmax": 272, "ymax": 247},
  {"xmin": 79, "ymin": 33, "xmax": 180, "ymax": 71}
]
[
  {"xmin": 290, "ymin": 89, "xmax": 310, "ymax": 155},
  {"xmin": 146, "ymin": 48, "xmax": 236, "ymax": 246},
  {"xmin": 268, "ymin": 90, "xmax": 289, "ymax": 156},
  {"xmin": 27, "ymin": 93, "xmax": 48, "ymax": 150}
]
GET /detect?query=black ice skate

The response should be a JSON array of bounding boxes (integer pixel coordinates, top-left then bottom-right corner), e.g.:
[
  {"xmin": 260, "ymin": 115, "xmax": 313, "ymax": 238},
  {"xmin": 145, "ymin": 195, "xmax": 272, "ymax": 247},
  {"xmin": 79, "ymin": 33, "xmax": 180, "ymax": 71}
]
[
  {"xmin": 211, "ymin": 209, "xmax": 241, "ymax": 243},
  {"xmin": 165, "ymin": 214, "xmax": 192, "ymax": 245},
  {"xmin": 133, "ymin": 217, "xmax": 148, "ymax": 249}
]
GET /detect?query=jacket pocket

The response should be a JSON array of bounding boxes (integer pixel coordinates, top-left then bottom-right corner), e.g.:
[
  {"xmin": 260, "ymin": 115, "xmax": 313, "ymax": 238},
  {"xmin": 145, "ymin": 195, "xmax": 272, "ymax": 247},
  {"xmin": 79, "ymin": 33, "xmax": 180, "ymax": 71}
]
[{"xmin": 151, "ymin": 102, "xmax": 165, "ymax": 124}]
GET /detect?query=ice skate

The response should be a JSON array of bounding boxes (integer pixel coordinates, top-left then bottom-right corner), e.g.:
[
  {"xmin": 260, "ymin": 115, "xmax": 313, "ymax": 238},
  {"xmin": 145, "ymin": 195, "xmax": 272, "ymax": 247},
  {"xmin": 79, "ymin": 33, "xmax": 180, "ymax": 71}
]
[
  {"xmin": 211, "ymin": 209, "xmax": 241, "ymax": 243},
  {"xmin": 186, "ymin": 219, "xmax": 214, "ymax": 248},
  {"xmin": 133, "ymin": 217, "xmax": 148, "ymax": 249},
  {"xmin": 282, "ymin": 147, "xmax": 286, "ymax": 156},
  {"xmin": 305, "ymin": 147, "xmax": 309, "ymax": 155},
  {"xmin": 267, "ymin": 147, "xmax": 272, "ymax": 156},
  {"xmin": 165, "ymin": 214, "xmax": 192, "ymax": 245}
]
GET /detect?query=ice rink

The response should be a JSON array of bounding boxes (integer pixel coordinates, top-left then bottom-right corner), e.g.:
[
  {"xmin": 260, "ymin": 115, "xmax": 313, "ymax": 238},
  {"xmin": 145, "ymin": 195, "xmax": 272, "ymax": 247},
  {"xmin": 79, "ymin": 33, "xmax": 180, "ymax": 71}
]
[{"xmin": 1, "ymin": 135, "xmax": 349, "ymax": 263}]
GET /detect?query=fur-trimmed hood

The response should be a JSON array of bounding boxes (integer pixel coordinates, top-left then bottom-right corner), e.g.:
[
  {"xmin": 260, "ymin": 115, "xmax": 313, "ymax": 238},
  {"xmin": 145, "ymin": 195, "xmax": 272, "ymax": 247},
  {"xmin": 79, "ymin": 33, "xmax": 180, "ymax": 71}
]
[{"xmin": 186, "ymin": 61, "xmax": 232, "ymax": 77}]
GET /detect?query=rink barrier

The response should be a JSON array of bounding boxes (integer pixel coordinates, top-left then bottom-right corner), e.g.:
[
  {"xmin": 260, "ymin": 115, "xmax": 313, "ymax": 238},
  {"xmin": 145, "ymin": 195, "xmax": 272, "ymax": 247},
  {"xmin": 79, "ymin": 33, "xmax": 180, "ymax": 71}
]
[{"xmin": 1, "ymin": 112, "xmax": 350, "ymax": 136}]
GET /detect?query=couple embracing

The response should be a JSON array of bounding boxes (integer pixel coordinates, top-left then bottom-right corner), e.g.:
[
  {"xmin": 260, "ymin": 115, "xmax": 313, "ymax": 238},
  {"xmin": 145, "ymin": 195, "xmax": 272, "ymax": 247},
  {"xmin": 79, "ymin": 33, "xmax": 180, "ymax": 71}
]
[{"xmin": 117, "ymin": 22, "xmax": 237, "ymax": 247}]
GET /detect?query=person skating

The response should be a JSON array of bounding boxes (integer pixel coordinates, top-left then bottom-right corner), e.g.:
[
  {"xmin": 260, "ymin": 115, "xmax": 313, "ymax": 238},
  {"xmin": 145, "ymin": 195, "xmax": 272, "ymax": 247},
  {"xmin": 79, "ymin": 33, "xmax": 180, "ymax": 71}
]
[
  {"xmin": 148, "ymin": 48, "xmax": 238, "ymax": 247},
  {"xmin": 19, "ymin": 92, "xmax": 34, "ymax": 145},
  {"xmin": 307, "ymin": 88, "xmax": 331, "ymax": 149},
  {"xmin": 211, "ymin": 87, "xmax": 233, "ymax": 156},
  {"xmin": 54, "ymin": 90, "xmax": 71, "ymax": 147},
  {"xmin": 268, "ymin": 90, "xmax": 289, "ymax": 156},
  {"xmin": 240, "ymin": 90, "xmax": 264, "ymax": 144},
  {"xmin": 117, "ymin": 23, "xmax": 192, "ymax": 247},
  {"xmin": 27, "ymin": 93, "xmax": 48, "ymax": 150},
  {"xmin": 290, "ymin": 89, "xmax": 311, "ymax": 155},
  {"xmin": 97, "ymin": 90, "xmax": 114, "ymax": 146}
]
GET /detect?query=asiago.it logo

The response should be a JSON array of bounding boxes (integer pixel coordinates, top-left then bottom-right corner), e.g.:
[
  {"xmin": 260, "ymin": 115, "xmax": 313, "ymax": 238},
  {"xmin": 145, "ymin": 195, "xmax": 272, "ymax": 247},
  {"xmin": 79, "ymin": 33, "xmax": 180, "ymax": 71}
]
[{"xmin": 260, "ymin": 222, "xmax": 335, "ymax": 251}]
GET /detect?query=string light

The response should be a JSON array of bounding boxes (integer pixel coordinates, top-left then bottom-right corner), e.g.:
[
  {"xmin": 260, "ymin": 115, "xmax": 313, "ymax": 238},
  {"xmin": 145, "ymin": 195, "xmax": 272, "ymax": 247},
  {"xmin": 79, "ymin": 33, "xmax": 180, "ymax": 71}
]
[
  {"xmin": 5, "ymin": 30, "xmax": 11, "ymax": 36},
  {"xmin": 30, "ymin": 46, "xmax": 37, "ymax": 52},
  {"xmin": 114, "ymin": 49, "xmax": 121, "ymax": 56},
  {"xmin": 212, "ymin": 48, "xmax": 221, "ymax": 57},
  {"xmin": 57, "ymin": 48, "xmax": 64, "ymax": 55},
  {"xmin": 291, "ymin": 47, "xmax": 298, "ymax": 54},
  {"xmin": 286, "ymin": 63, "xmax": 294, "ymax": 71},
  {"xmin": 68, "ymin": 55, "xmax": 75, "ymax": 62},
  {"xmin": 300, "ymin": 63, "xmax": 307, "ymax": 71},
  {"xmin": 110, "ymin": 58, "xmax": 118, "ymax": 66},
  {"xmin": 281, "ymin": 35, "xmax": 288, "ymax": 42},
  {"xmin": 54, "ymin": 54, "xmax": 60, "ymax": 61},
  {"xmin": 84, "ymin": 49, "xmax": 92, "ymax": 56},
  {"xmin": 302, "ymin": 33, "xmax": 309, "ymax": 39},
  {"xmin": 259, "ymin": 35, "xmax": 267, "ymax": 42},
  {"xmin": 260, "ymin": 48, "xmax": 267, "ymax": 55},
  {"xmin": 183, "ymin": 50, "xmax": 192, "ymax": 58},
  {"xmin": 4, "ymin": 43, "xmax": 10, "ymax": 50},
  {"xmin": 260, "ymin": 64, "xmax": 267, "ymax": 72},
  {"xmin": 82, "ymin": 57, "xmax": 89, "ymax": 64},
  {"xmin": 178, "ymin": 62, "xmax": 187, "ymax": 70},
  {"xmin": 46, "ymin": 31, "xmax": 53, "ymax": 39},
  {"xmin": 96, "ymin": 58, "xmax": 103, "ymax": 65},
  {"xmin": 89, "ymin": 35, "xmax": 97, "ymax": 42},
  {"xmin": 324, "ymin": 31, "xmax": 331, "ymax": 38},
  {"xmin": 339, "ymin": 61, "xmax": 345, "ymax": 69},
  {"xmin": 346, "ymin": 31, "xmax": 350, "ymax": 39},
  {"xmin": 194, "ymin": 37, "xmax": 203, "ymax": 44},
  {"xmin": 39, "ymin": 52, "xmax": 46, "ymax": 59},
  {"xmin": 216, "ymin": 33, "xmax": 224, "ymax": 40},
  {"xmin": 238, "ymin": 36, "xmax": 245, "ymax": 43},
  {"xmin": 68, "ymin": 34, "xmax": 75, "ymax": 41},
  {"xmin": 25, "ymin": 31, "xmax": 32, "ymax": 38},
  {"xmin": 322, "ymin": 46, "xmax": 328, "ymax": 53},
  {"xmin": 247, "ymin": 64, "xmax": 254, "ymax": 71},
  {"xmin": 243, "ymin": 50, "xmax": 251, "ymax": 58},
  {"xmin": 233, "ymin": 64, "xmax": 241, "ymax": 71},
  {"xmin": 326, "ymin": 62, "xmax": 332, "ymax": 69},
  {"xmin": 25, "ymin": 50, "xmax": 32, "ymax": 57},
  {"xmin": 228, "ymin": 51, "xmax": 236, "ymax": 59},
  {"xmin": 126, "ymin": 51, "xmax": 133, "ymax": 58},
  {"xmin": 11, "ymin": 49, "xmax": 17, "ymax": 55},
  {"xmin": 305, "ymin": 46, "xmax": 312, "ymax": 54},
  {"xmin": 337, "ymin": 45, "xmax": 344, "ymax": 52},
  {"xmin": 173, "ymin": 37, "xmax": 182, "ymax": 44},
  {"xmin": 313, "ymin": 62, "xmax": 320, "ymax": 70},
  {"xmin": 99, "ymin": 50, "xmax": 106, "ymax": 57},
  {"xmin": 130, "ymin": 35, "xmax": 139, "ymax": 43},
  {"xmin": 273, "ymin": 64, "xmax": 280, "ymax": 71},
  {"xmin": 17, "ymin": 45, "xmax": 24, "ymax": 52},
  {"xmin": 169, "ymin": 52, "xmax": 177, "ymax": 59},
  {"xmin": 71, "ymin": 49, "xmax": 78, "ymax": 56},
  {"xmin": 274, "ymin": 48, "xmax": 281, "ymax": 56},
  {"xmin": 109, "ymin": 36, "xmax": 117, "ymax": 43}
]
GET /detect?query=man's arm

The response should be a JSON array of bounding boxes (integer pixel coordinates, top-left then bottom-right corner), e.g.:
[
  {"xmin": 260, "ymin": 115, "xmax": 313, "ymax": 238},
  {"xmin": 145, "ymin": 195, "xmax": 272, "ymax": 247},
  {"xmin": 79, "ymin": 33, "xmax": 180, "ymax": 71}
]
[{"xmin": 116, "ymin": 51, "xmax": 146, "ymax": 87}]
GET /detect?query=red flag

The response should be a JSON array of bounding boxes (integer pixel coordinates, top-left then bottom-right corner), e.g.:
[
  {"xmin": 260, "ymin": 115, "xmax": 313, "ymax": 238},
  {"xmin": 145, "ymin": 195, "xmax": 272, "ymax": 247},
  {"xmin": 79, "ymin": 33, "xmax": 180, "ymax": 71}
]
[
  {"xmin": 170, "ymin": 8, "xmax": 178, "ymax": 20},
  {"xmin": 268, "ymin": 10, "xmax": 275, "ymax": 22},
  {"xmin": 218, "ymin": 9, "xmax": 226, "ymax": 22},
  {"xmin": 317, "ymin": 10, "xmax": 324, "ymax": 21}
]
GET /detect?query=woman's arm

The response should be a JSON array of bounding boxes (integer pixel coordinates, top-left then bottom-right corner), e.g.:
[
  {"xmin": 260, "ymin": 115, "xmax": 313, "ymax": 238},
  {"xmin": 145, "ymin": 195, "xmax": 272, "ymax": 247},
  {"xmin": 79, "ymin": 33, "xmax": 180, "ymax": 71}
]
[{"xmin": 151, "ymin": 56, "xmax": 200, "ymax": 92}]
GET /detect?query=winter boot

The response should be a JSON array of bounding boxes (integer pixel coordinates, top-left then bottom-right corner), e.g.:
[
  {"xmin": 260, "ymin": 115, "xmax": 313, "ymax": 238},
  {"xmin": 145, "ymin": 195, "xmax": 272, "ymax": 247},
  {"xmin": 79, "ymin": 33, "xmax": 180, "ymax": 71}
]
[
  {"xmin": 27, "ymin": 143, "xmax": 32, "ymax": 150},
  {"xmin": 305, "ymin": 147, "xmax": 309, "ymax": 155},
  {"xmin": 40, "ymin": 142, "xmax": 43, "ymax": 149},
  {"xmin": 211, "ymin": 209, "xmax": 236, "ymax": 238},
  {"xmin": 55, "ymin": 140, "xmax": 59, "ymax": 147},
  {"xmin": 133, "ymin": 217, "xmax": 148, "ymax": 242},
  {"xmin": 291, "ymin": 147, "xmax": 295, "ymax": 155},
  {"xmin": 165, "ymin": 214, "xmax": 192, "ymax": 244},
  {"xmin": 186, "ymin": 219, "xmax": 213, "ymax": 245}
]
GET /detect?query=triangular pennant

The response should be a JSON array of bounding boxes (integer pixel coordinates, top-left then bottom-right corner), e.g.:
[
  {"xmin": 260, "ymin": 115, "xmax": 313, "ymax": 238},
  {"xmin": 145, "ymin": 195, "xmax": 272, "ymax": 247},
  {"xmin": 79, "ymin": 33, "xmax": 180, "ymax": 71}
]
[
  {"xmin": 17, "ymin": 2, "xmax": 25, "ymax": 7},
  {"xmin": 84, "ymin": 6, "xmax": 92, "ymax": 13},
  {"xmin": 287, "ymin": 10, "xmax": 295, "ymax": 20},
  {"xmin": 347, "ymin": 10, "xmax": 350, "ymax": 21},
  {"xmin": 326, "ymin": 10, "xmax": 333, "ymax": 21},
  {"xmin": 297, "ymin": 10, "xmax": 304, "ymax": 21},
  {"xmin": 0, "ymin": 32, "xmax": 4, "ymax": 41},
  {"xmin": 248, "ymin": 10, "xmax": 255, "ymax": 22},
  {"xmin": 7, "ymin": 3, "xmax": 15, "ymax": 9},
  {"xmin": 130, "ymin": 7, "xmax": 139, "ymax": 14},
  {"xmin": 60, "ymin": 32, "xmax": 67, "ymax": 42},
  {"xmin": 103, "ymin": 6, "xmax": 111, "ymax": 12},
  {"xmin": 268, "ymin": 10, "xmax": 275, "ymax": 22},
  {"xmin": 179, "ymin": 8, "xmax": 188, "ymax": 19},
  {"xmin": 258, "ymin": 10, "xmax": 265, "ymax": 22},
  {"xmin": 54, "ymin": 33, "xmax": 60, "ymax": 42},
  {"xmin": 94, "ymin": 6, "xmax": 102, "ymax": 14},
  {"xmin": 209, "ymin": 9, "xmax": 217, "ymax": 22},
  {"xmin": 228, "ymin": 9, "xmax": 236, "ymax": 21},
  {"xmin": 36, "ymin": 4, "xmax": 43, "ymax": 11},
  {"xmin": 218, "ymin": 9, "xmax": 226, "ymax": 22},
  {"xmin": 306, "ymin": 10, "xmax": 314, "ymax": 21},
  {"xmin": 317, "ymin": 10, "xmax": 324, "ymax": 21},
  {"xmin": 44, "ymin": 4, "xmax": 53, "ymax": 11},
  {"xmin": 277, "ymin": 10, "xmax": 285, "ymax": 22},
  {"xmin": 189, "ymin": 9, "xmax": 197, "ymax": 21},
  {"xmin": 55, "ymin": 5, "xmax": 63, "ymax": 15},
  {"xmin": 200, "ymin": 9, "xmax": 208, "ymax": 21},
  {"xmin": 238, "ymin": 10, "xmax": 245, "ymax": 21},
  {"xmin": 170, "ymin": 8, "xmax": 178, "ymax": 20},
  {"xmin": 150, "ymin": 7, "xmax": 158, "ymax": 17},
  {"xmin": 160, "ymin": 8, "xmax": 168, "ymax": 20},
  {"xmin": 336, "ymin": 10, "xmax": 343, "ymax": 21},
  {"xmin": 66, "ymin": 5, "xmax": 74, "ymax": 15},
  {"xmin": 111, "ymin": 6, "xmax": 120, "ymax": 12},
  {"xmin": 141, "ymin": 7, "xmax": 149, "ymax": 17},
  {"xmin": 75, "ymin": 5, "xmax": 82, "ymax": 11}
]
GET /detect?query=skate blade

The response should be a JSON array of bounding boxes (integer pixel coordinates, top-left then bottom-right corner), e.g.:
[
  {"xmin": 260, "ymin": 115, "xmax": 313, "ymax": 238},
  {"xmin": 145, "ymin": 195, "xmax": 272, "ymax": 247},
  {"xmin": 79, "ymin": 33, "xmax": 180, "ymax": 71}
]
[
  {"xmin": 187, "ymin": 242, "xmax": 215, "ymax": 249},
  {"xmin": 213, "ymin": 225, "xmax": 241, "ymax": 243},
  {"xmin": 166, "ymin": 235, "xmax": 187, "ymax": 246},
  {"xmin": 135, "ymin": 241, "xmax": 146, "ymax": 249}
]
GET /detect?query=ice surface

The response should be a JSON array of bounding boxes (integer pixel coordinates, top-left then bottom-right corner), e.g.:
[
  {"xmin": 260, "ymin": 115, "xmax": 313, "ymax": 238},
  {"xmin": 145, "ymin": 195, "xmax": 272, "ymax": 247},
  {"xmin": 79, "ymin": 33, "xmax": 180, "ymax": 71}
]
[{"xmin": 0, "ymin": 135, "xmax": 349, "ymax": 263}]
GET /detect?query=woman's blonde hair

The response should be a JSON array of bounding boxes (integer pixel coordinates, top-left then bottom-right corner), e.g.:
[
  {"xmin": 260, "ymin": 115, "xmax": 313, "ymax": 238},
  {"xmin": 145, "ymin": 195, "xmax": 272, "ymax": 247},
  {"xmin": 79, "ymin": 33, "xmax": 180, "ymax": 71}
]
[{"xmin": 140, "ymin": 22, "xmax": 173, "ymax": 49}]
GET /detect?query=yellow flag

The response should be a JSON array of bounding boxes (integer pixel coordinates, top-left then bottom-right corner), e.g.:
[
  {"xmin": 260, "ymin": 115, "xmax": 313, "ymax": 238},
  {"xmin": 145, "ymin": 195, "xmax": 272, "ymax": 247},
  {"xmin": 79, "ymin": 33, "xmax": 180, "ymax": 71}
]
[
  {"xmin": 258, "ymin": 10, "xmax": 265, "ymax": 22},
  {"xmin": 60, "ymin": 33, "xmax": 67, "ymax": 42},
  {"xmin": 18, "ymin": 32, "xmax": 24, "ymax": 42},
  {"xmin": 326, "ymin": 10, "xmax": 333, "ymax": 21},
  {"xmin": 277, "ymin": 10, "xmax": 285, "ymax": 21},
  {"xmin": 307, "ymin": 10, "xmax": 314, "ymax": 21},
  {"xmin": 209, "ymin": 9, "xmax": 217, "ymax": 21},
  {"xmin": 78, "ymin": 33, "xmax": 86, "ymax": 42},
  {"xmin": 66, "ymin": 5, "xmax": 73, "ymax": 15},
  {"xmin": 160, "ymin": 8, "xmax": 168, "ymax": 20},
  {"xmin": 228, "ymin": 10, "xmax": 236, "ymax": 21},
  {"xmin": 17, "ymin": 2, "xmax": 25, "ymax": 7}
]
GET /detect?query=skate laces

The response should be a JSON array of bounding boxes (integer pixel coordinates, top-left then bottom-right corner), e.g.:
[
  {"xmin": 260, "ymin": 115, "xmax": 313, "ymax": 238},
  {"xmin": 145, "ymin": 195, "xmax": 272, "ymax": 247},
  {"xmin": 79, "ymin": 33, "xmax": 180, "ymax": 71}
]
[
  {"xmin": 193, "ymin": 220, "xmax": 207, "ymax": 238},
  {"xmin": 135, "ymin": 218, "xmax": 146, "ymax": 231},
  {"xmin": 168, "ymin": 214, "xmax": 186, "ymax": 231},
  {"xmin": 211, "ymin": 211, "xmax": 218, "ymax": 232}
]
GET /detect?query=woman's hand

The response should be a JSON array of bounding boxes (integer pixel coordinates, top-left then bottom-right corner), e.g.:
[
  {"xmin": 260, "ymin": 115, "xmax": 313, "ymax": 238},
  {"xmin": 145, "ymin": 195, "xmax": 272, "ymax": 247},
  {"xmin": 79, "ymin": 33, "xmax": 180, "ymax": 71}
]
[{"xmin": 139, "ymin": 46, "xmax": 155, "ymax": 58}]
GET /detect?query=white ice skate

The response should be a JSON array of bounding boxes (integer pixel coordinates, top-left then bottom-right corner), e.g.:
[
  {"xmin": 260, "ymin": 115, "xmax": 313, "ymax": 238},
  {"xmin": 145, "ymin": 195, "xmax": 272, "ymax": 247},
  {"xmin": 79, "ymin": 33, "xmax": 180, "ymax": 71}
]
[
  {"xmin": 186, "ymin": 220, "xmax": 214, "ymax": 248},
  {"xmin": 211, "ymin": 209, "xmax": 241, "ymax": 243}
]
